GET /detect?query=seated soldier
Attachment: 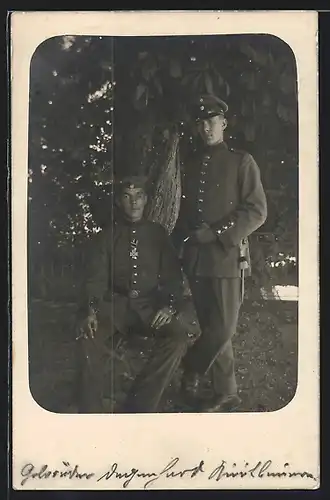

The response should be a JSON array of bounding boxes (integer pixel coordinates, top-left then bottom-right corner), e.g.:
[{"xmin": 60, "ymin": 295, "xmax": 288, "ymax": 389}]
[{"xmin": 76, "ymin": 175, "xmax": 194, "ymax": 413}]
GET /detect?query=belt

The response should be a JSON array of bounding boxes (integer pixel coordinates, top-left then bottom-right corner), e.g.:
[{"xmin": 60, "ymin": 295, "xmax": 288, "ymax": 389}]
[
  {"xmin": 112, "ymin": 287, "xmax": 152, "ymax": 299},
  {"xmin": 112, "ymin": 287, "xmax": 140, "ymax": 299}
]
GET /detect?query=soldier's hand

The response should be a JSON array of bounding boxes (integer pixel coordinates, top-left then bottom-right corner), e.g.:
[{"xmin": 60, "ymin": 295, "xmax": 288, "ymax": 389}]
[
  {"xmin": 191, "ymin": 223, "xmax": 217, "ymax": 244},
  {"xmin": 77, "ymin": 312, "xmax": 98, "ymax": 339},
  {"xmin": 151, "ymin": 307, "xmax": 174, "ymax": 330}
]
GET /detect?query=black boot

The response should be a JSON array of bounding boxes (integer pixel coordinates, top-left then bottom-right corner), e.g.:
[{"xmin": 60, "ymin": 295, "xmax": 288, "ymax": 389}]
[
  {"xmin": 201, "ymin": 393, "xmax": 242, "ymax": 413},
  {"xmin": 181, "ymin": 371, "xmax": 201, "ymax": 396},
  {"xmin": 178, "ymin": 371, "xmax": 203, "ymax": 410}
]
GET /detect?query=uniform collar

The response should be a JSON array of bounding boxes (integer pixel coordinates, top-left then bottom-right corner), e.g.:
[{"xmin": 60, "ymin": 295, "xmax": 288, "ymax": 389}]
[
  {"xmin": 115, "ymin": 211, "xmax": 147, "ymax": 227},
  {"xmin": 204, "ymin": 140, "xmax": 228, "ymax": 153}
]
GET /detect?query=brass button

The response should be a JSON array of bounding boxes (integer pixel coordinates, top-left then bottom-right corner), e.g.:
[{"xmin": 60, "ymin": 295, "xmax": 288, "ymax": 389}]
[{"xmin": 129, "ymin": 290, "xmax": 139, "ymax": 299}]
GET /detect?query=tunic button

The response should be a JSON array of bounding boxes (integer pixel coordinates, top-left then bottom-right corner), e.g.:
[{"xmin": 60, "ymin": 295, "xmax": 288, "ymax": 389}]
[
  {"xmin": 198, "ymin": 208, "xmax": 202, "ymax": 212},
  {"xmin": 198, "ymin": 199, "xmax": 203, "ymax": 202},
  {"xmin": 132, "ymin": 280, "xmax": 137, "ymax": 284}
]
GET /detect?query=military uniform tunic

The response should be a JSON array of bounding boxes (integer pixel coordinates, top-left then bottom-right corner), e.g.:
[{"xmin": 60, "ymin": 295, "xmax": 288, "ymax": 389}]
[
  {"xmin": 76, "ymin": 215, "xmax": 190, "ymax": 413},
  {"xmin": 177, "ymin": 142, "xmax": 267, "ymax": 277},
  {"xmin": 82, "ymin": 216, "xmax": 183, "ymax": 328},
  {"xmin": 175, "ymin": 141, "xmax": 267, "ymax": 396}
]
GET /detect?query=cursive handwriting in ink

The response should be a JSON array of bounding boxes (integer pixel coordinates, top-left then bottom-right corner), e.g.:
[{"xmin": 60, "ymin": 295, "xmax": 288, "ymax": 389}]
[
  {"xmin": 247, "ymin": 460, "xmax": 317, "ymax": 480},
  {"xmin": 143, "ymin": 457, "xmax": 205, "ymax": 489},
  {"xmin": 19, "ymin": 459, "xmax": 318, "ymax": 488},
  {"xmin": 97, "ymin": 457, "xmax": 205, "ymax": 489},
  {"xmin": 97, "ymin": 462, "xmax": 158, "ymax": 488},
  {"xmin": 208, "ymin": 460, "xmax": 317, "ymax": 482},
  {"xmin": 20, "ymin": 462, "xmax": 95, "ymax": 486}
]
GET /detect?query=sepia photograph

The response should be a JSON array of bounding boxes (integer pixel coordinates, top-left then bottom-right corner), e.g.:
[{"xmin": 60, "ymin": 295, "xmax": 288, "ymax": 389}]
[
  {"xmin": 11, "ymin": 11, "xmax": 319, "ymax": 491},
  {"xmin": 27, "ymin": 33, "xmax": 299, "ymax": 415}
]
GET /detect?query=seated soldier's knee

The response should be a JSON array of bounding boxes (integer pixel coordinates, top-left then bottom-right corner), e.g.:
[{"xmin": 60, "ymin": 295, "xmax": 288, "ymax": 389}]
[{"xmin": 161, "ymin": 317, "xmax": 191, "ymax": 345}]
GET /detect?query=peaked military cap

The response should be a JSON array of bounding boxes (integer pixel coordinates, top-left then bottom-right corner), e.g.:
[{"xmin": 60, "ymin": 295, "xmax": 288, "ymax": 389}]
[
  {"xmin": 115, "ymin": 175, "xmax": 149, "ymax": 195},
  {"xmin": 193, "ymin": 94, "xmax": 229, "ymax": 120}
]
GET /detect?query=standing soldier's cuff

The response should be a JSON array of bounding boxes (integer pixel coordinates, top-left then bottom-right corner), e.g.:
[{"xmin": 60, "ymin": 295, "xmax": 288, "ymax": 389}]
[{"xmin": 211, "ymin": 219, "xmax": 235, "ymax": 251}]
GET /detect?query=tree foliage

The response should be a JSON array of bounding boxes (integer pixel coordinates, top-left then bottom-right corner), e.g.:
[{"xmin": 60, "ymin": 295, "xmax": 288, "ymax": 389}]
[{"xmin": 28, "ymin": 34, "xmax": 298, "ymax": 288}]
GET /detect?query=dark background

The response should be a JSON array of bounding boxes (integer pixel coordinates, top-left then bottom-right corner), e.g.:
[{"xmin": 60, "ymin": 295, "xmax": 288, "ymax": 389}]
[
  {"xmin": 28, "ymin": 34, "xmax": 298, "ymax": 301},
  {"xmin": 27, "ymin": 34, "xmax": 298, "ymax": 413}
]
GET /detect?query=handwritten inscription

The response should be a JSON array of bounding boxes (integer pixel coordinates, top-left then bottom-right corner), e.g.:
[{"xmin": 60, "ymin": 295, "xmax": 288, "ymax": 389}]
[
  {"xmin": 20, "ymin": 462, "xmax": 95, "ymax": 486},
  {"xmin": 19, "ymin": 459, "xmax": 318, "ymax": 489},
  {"xmin": 97, "ymin": 457, "xmax": 205, "ymax": 488}
]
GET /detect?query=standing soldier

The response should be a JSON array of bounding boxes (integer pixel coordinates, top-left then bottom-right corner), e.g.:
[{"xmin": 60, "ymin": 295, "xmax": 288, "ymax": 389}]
[
  {"xmin": 175, "ymin": 94, "xmax": 268, "ymax": 412},
  {"xmin": 76, "ymin": 176, "xmax": 195, "ymax": 413}
]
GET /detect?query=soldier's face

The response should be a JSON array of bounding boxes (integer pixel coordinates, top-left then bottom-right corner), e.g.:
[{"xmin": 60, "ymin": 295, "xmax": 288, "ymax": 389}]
[
  {"xmin": 198, "ymin": 115, "xmax": 227, "ymax": 146},
  {"xmin": 119, "ymin": 187, "xmax": 148, "ymax": 222}
]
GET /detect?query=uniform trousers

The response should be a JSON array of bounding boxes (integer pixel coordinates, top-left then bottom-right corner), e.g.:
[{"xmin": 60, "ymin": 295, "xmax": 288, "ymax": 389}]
[
  {"xmin": 76, "ymin": 301, "xmax": 190, "ymax": 413},
  {"xmin": 182, "ymin": 277, "xmax": 242, "ymax": 396}
]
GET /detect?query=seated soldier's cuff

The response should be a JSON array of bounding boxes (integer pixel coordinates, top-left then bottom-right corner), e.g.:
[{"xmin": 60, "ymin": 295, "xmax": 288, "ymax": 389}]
[
  {"xmin": 88, "ymin": 297, "xmax": 100, "ymax": 315},
  {"xmin": 168, "ymin": 294, "xmax": 177, "ymax": 316},
  {"xmin": 77, "ymin": 295, "xmax": 101, "ymax": 320}
]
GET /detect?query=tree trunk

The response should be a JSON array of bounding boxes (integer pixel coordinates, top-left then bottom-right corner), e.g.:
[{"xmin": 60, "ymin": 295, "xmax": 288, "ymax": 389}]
[{"xmin": 145, "ymin": 131, "xmax": 181, "ymax": 234}]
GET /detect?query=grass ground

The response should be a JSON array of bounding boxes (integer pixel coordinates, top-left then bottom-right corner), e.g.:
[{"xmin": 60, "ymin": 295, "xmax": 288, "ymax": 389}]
[{"xmin": 28, "ymin": 297, "xmax": 297, "ymax": 414}]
